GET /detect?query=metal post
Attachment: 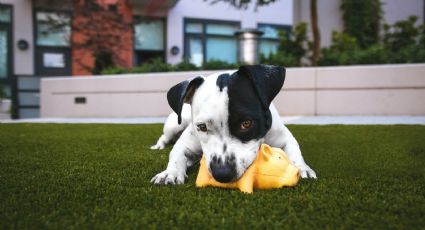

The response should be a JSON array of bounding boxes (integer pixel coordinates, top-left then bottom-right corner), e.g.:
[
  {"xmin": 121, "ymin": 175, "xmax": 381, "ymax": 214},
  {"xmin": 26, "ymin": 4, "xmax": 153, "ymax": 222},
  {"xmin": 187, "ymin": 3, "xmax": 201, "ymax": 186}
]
[{"xmin": 235, "ymin": 29, "xmax": 264, "ymax": 64}]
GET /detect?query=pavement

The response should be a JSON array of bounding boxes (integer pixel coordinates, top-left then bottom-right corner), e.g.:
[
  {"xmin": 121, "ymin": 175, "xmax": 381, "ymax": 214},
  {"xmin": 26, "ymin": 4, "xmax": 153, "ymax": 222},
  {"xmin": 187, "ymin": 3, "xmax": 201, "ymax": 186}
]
[{"xmin": 2, "ymin": 116, "xmax": 425, "ymax": 125}]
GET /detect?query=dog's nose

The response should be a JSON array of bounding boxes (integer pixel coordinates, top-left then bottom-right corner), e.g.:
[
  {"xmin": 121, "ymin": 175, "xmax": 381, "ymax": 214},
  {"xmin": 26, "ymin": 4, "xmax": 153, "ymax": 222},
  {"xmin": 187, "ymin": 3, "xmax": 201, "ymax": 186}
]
[{"xmin": 210, "ymin": 162, "xmax": 235, "ymax": 183}]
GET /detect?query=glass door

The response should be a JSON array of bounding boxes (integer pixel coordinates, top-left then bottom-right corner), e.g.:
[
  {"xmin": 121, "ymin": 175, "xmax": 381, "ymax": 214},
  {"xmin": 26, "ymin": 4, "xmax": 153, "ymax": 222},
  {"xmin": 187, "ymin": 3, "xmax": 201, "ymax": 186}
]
[{"xmin": 35, "ymin": 11, "xmax": 72, "ymax": 76}]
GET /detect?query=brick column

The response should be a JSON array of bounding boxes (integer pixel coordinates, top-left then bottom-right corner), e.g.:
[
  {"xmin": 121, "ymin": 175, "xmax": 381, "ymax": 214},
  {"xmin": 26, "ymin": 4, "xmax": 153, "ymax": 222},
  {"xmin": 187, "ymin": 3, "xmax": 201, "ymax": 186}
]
[{"xmin": 71, "ymin": 0, "xmax": 133, "ymax": 75}]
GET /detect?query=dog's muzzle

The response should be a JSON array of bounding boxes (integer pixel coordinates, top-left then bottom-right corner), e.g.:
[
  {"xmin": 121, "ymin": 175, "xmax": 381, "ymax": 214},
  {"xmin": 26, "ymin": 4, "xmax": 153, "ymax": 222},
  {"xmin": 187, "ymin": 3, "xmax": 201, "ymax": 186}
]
[{"xmin": 210, "ymin": 161, "xmax": 236, "ymax": 183}]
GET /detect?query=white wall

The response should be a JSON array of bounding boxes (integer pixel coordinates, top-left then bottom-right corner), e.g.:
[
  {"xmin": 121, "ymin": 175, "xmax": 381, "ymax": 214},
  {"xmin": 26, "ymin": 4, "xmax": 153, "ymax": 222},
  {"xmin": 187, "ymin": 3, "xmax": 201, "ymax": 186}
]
[
  {"xmin": 382, "ymin": 0, "xmax": 424, "ymax": 25},
  {"xmin": 41, "ymin": 64, "xmax": 425, "ymax": 118},
  {"xmin": 1, "ymin": 0, "xmax": 34, "ymax": 75},
  {"xmin": 166, "ymin": 0, "xmax": 293, "ymax": 64}
]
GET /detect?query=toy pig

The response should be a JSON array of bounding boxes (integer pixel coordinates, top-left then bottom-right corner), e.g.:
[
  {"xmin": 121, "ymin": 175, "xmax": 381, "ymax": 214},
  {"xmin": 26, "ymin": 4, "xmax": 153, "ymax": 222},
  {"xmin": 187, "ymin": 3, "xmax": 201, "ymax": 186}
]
[{"xmin": 196, "ymin": 144, "xmax": 300, "ymax": 194}]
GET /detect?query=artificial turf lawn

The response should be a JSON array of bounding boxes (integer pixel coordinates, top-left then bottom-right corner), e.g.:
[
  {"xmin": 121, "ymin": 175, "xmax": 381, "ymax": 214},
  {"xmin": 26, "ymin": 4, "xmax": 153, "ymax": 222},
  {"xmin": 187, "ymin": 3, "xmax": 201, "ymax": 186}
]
[{"xmin": 0, "ymin": 124, "xmax": 424, "ymax": 229}]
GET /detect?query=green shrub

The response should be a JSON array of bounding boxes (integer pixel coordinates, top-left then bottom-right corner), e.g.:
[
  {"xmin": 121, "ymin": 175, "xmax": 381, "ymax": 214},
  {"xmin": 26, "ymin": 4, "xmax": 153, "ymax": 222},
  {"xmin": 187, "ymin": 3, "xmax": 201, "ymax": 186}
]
[
  {"xmin": 384, "ymin": 16, "xmax": 420, "ymax": 52},
  {"xmin": 319, "ymin": 42, "xmax": 391, "ymax": 66},
  {"xmin": 173, "ymin": 59, "xmax": 199, "ymax": 71},
  {"xmin": 101, "ymin": 58, "xmax": 237, "ymax": 75},
  {"xmin": 202, "ymin": 59, "xmax": 238, "ymax": 70},
  {"xmin": 340, "ymin": 0, "xmax": 382, "ymax": 48},
  {"xmin": 260, "ymin": 52, "xmax": 299, "ymax": 67},
  {"xmin": 101, "ymin": 66, "xmax": 129, "ymax": 75},
  {"xmin": 131, "ymin": 58, "xmax": 174, "ymax": 73},
  {"xmin": 319, "ymin": 16, "xmax": 425, "ymax": 66},
  {"xmin": 261, "ymin": 22, "xmax": 310, "ymax": 67},
  {"xmin": 318, "ymin": 31, "xmax": 358, "ymax": 66}
]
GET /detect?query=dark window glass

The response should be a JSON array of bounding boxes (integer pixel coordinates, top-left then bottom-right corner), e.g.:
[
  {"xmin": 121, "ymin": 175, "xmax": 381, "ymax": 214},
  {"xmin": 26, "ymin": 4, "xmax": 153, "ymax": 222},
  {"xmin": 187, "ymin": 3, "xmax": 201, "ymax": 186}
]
[
  {"xmin": 0, "ymin": 28, "xmax": 8, "ymax": 78},
  {"xmin": 0, "ymin": 7, "xmax": 11, "ymax": 23}
]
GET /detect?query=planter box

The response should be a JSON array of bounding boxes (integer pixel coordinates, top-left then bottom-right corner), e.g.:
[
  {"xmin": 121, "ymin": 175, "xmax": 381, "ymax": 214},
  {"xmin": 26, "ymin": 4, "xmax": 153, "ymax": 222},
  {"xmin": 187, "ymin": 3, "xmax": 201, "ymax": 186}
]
[
  {"xmin": 40, "ymin": 64, "xmax": 425, "ymax": 118},
  {"xmin": 0, "ymin": 99, "xmax": 11, "ymax": 120}
]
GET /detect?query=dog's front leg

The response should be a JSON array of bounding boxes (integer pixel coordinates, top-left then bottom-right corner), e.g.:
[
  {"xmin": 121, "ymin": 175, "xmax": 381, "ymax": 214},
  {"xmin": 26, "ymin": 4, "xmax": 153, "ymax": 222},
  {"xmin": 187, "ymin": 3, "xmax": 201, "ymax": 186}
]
[
  {"xmin": 282, "ymin": 137, "xmax": 317, "ymax": 178},
  {"xmin": 151, "ymin": 124, "xmax": 201, "ymax": 185},
  {"xmin": 279, "ymin": 126, "xmax": 317, "ymax": 179},
  {"xmin": 265, "ymin": 124, "xmax": 317, "ymax": 179}
]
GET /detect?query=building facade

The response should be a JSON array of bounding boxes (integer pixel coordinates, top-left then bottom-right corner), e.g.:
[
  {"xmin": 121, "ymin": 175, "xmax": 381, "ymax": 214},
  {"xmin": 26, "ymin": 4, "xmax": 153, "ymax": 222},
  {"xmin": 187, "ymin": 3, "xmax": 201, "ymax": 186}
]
[
  {"xmin": 0, "ymin": 0, "xmax": 292, "ymax": 118},
  {"xmin": 1, "ymin": 0, "xmax": 423, "ymax": 119}
]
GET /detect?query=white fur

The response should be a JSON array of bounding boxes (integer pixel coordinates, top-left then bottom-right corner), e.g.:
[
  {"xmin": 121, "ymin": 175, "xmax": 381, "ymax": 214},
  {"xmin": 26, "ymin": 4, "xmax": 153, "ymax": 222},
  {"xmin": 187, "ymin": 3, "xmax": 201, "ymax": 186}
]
[{"xmin": 151, "ymin": 71, "xmax": 317, "ymax": 185}]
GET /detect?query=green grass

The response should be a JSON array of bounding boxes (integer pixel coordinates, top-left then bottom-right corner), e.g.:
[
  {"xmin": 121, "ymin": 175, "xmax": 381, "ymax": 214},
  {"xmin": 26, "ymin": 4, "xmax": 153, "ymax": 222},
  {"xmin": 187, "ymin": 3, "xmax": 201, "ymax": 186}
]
[{"xmin": 0, "ymin": 124, "xmax": 424, "ymax": 229}]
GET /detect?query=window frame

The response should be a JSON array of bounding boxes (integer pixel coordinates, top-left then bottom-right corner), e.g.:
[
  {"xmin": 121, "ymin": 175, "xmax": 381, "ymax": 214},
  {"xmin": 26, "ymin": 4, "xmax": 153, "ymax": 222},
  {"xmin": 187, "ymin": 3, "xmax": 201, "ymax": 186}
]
[
  {"xmin": 32, "ymin": 9, "xmax": 73, "ymax": 78},
  {"xmin": 133, "ymin": 16, "xmax": 167, "ymax": 66},
  {"xmin": 183, "ymin": 18, "xmax": 240, "ymax": 65}
]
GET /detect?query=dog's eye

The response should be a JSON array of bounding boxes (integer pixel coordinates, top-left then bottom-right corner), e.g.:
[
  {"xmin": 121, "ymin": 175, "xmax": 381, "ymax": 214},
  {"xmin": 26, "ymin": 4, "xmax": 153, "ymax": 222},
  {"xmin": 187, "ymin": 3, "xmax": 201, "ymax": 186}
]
[
  {"xmin": 197, "ymin": 123, "xmax": 208, "ymax": 132},
  {"xmin": 240, "ymin": 120, "xmax": 252, "ymax": 130}
]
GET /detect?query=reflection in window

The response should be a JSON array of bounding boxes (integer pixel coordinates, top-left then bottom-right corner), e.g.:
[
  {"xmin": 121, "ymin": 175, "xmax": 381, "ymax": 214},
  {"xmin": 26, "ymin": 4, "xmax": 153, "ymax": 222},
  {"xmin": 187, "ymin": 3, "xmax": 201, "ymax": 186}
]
[
  {"xmin": 186, "ymin": 23, "xmax": 202, "ymax": 33},
  {"xmin": 36, "ymin": 12, "xmax": 71, "ymax": 47},
  {"xmin": 185, "ymin": 19, "xmax": 239, "ymax": 66},
  {"xmin": 134, "ymin": 18, "xmax": 165, "ymax": 65},
  {"xmin": 206, "ymin": 37, "xmax": 237, "ymax": 64},
  {"xmin": 0, "ymin": 7, "xmax": 11, "ymax": 23},
  {"xmin": 134, "ymin": 20, "xmax": 164, "ymax": 51},
  {"xmin": 206, "ymin": 24, "xmax": 238, "ymax": 36},
  {"xmin": 0, "ymin": 29, "xmax": 7, "ymax": 78},
  {"xmin": 258, "ymin": 24, "xmax": 291, "ymax": 58},
  {"xmin": 188, "ymin": 38, "xmax": 203, "ymax": 67}
]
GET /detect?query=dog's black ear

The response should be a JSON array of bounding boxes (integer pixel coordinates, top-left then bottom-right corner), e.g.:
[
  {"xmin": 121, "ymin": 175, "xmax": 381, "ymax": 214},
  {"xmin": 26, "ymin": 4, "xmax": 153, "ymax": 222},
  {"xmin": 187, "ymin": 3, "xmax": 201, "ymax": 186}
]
[
  {"xmin": 167, "ymin": 76, "xmax": 204, "ymax": 124},
  {"xmin": 238, "ymin": 65, "xmax": 286, "ymax": 110}
]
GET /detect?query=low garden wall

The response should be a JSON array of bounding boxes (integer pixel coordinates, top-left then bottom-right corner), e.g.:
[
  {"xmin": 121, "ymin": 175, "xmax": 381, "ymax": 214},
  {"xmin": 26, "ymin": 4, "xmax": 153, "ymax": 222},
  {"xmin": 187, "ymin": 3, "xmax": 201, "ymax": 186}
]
[{"xmin": 41, "ymin": 64, "xmax": 425, "ymax": 118}]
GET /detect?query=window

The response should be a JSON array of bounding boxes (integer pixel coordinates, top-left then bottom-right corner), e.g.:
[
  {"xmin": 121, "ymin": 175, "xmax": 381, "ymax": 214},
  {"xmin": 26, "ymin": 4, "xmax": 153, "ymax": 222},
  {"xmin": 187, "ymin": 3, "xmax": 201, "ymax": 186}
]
[
  {"xmin": 134, "ymin": 18, "xmax": 165, "ymax": 65},
  {"xmin": 36, "ymin": 12, "xmax": 71, "ymax": 47},
  {"xmin": 0, "ymin": 28, "xmax": 8, "ymax": 79},
  {"xmin": 0, "ymin": 6, "xmax": 11, "ymax": 23},
  {"xmin": 184, "ymin": 19, "xmax": 239, "ymax": 67},
  {"xmin": 258, "ymin": 24, "xmax": 291, "ymax": 58},
  {"xmin": 0, "ymin": 4, "xmax": 12, "ymax": 86}
]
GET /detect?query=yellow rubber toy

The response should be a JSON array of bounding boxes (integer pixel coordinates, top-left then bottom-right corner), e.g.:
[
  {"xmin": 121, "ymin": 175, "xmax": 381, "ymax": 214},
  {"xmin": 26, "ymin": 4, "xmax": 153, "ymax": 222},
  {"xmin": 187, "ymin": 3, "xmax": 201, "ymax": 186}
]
[{"xmin": 196, "ymin": 144, "xmax": 300, "ymax": 194}]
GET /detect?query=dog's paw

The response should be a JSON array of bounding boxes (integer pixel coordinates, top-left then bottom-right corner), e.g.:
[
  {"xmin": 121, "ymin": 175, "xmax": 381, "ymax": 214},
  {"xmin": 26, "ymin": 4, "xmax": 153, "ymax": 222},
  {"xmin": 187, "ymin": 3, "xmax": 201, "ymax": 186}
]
[
  {"xmin": 150, "ymin": 143, "xmax": 165, "ymax": 150},
  {"xmin": 151, "ymin": 169, "xmax": 186, "ymax": 185},
  {"xmin": 299, "ymin": 164, "xmax": 317, "ymax": 179}
]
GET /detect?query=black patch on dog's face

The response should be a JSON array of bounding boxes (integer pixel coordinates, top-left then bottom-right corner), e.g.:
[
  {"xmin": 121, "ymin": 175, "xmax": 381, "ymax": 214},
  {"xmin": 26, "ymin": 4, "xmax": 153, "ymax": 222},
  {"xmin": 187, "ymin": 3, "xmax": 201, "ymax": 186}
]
[
  {"xmin": 224, "ymin": 65, "xmax": 285, "ymax": 143},
  {"xmin": 227, "ymin": 72, "xmax": 272, "ymax": 142},
  {"xmin": 216, "ymin": 73, "xmax": 230, "ymax": 92}
]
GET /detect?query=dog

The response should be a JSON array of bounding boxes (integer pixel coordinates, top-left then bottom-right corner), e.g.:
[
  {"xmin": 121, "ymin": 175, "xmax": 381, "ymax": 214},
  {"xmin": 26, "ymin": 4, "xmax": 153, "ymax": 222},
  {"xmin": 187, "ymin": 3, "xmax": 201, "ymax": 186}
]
[{"xmin": 151, "ymin": 65, "xmax": 316, "ymax": 185}]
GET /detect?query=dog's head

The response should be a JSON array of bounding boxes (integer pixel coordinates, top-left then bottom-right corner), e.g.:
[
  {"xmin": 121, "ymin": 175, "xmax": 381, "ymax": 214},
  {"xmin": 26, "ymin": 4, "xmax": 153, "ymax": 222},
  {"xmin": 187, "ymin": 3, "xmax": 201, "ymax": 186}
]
[{"xmin": 167, "ymin": 65, "xmax": 286, "ymax": 183}]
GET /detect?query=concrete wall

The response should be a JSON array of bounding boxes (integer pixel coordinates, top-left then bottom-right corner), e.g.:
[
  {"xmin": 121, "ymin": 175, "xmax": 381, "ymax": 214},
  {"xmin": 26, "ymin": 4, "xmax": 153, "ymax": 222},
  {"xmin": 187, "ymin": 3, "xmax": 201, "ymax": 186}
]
[
  {"xmin": 1, "ymin": 0, "xmax": 34, "ymax": 75},
  {"xmin": 293, "ymin": 0, "xmax": 424, "ymax": 48},
  {"xmin": 166, "ymin": 0, "xmax": 293, "ymax": 64},
  {"xmin": 41, "ymin": 64, "xmax": 425, "ymax": 118}
]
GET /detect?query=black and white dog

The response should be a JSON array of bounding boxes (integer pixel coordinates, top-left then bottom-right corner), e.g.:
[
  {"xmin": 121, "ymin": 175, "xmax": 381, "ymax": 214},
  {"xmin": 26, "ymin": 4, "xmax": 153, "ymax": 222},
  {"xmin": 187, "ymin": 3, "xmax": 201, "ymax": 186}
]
[{"xmin": 151, "ymin": 65, "xmax": 316, "ymax": 185}]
